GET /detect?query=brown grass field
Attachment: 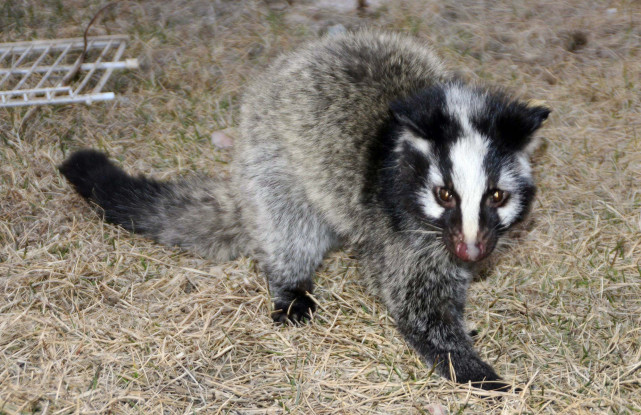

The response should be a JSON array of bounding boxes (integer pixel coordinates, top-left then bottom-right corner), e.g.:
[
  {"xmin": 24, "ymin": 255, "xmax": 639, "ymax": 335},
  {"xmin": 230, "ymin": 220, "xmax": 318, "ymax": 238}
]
[{"xmin": 1, "ymin": 0, "xmax": 640, "ymax": 413}]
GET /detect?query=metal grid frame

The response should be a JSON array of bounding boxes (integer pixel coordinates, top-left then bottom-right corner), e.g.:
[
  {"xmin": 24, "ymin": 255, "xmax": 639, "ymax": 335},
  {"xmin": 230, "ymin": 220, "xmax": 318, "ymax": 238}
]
[{"xmin": 0, "ymin": 35, "xmax": 138, "ymax": 108}]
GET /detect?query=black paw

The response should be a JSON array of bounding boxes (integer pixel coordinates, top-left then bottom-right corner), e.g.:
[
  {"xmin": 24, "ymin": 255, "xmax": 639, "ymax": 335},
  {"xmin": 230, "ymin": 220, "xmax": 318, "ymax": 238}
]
[
  {"xmin": 445, "ymin": 354, "xmax": 519, "ymax": 393},
  {"xmin": 272, "ymin": 291, "xmax": 316, "ymax": 325}
]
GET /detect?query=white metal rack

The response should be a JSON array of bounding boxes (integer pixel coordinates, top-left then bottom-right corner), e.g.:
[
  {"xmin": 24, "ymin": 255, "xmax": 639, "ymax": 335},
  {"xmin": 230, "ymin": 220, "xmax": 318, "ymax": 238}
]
[{"xmin": 0, "ymin": 35, "xmax": 138, "ymax": 108}]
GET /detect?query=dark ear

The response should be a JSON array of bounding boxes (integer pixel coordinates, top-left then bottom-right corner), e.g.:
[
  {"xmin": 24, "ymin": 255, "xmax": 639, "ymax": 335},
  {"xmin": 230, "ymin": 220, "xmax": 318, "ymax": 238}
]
[
  {"xmin": 495, "ymin": 101, "xmax": 550, "ymax": 153},
  {"xmin": 389, "ymin": 100, "xmax": 428, "ymax": 137},
  {"xmin": 389, "ymin": 86, "xmax": 456, "ymax": 143}
]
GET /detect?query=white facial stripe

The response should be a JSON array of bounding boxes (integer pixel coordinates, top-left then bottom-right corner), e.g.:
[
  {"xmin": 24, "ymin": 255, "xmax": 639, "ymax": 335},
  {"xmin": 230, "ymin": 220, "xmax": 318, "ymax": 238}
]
[
  {"xmin": 497, "ymin": 153, "xmax": 532, "ymax": 226},
  {"xmin": 516, "ymin": 153, "xmax": 532, "ymax": 177},
  {"xmin": 445, "ymin": 85, "xmax": 490, "ymax": 243},
  {"xmin": 396, "ymin": 129, "xmax": 431, "ymax": 155},
  {"xmin": 397, "ymin": 128, "xmax": 445, "ymax": 220},
  {"xmin": 497, "ymin": 169, "xmax": 520, "ymax": 225},
  {"xmin": 394, "ymin": 128, "xmax": 446, "ymax": 221},
  {"xmin": 498, "ymin": 195, "xmax": 521, "ymax": 225},
  {"xmin": 449, "ymin": 132, "xmax": 489, "ymax": 244},
  {"xmin": 429, "ymin": 164, "xmax": 444, "ymax": 186},
  {"xmin": 498, "ymin": 166, "xmax": 519, "ymax": 189},
  {"xmin": 419, "ymin": 187, "xmax": 445, "ymax": 219},
  {"xmin": 419, "ymin": 149, "xmax": 446, "ymax": 219},
  {"xmin": 445, "ymin": 84, "xmax": 482, "ymax": 131}
]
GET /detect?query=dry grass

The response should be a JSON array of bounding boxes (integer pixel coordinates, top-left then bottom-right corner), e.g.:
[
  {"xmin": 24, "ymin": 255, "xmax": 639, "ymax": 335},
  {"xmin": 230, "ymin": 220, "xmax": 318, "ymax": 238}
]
[{"xmin": 1, "ymin": 0, "xmax": 640, "ymax": 413}]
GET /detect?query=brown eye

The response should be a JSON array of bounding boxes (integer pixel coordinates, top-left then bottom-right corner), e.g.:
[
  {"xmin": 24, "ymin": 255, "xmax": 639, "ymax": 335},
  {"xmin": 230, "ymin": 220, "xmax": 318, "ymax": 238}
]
[
  {"xmin": 436, "ymin": 187, "xmax": 455, "ymax": 205},
  {"xmin": 489, "ymin": 189, "xmax": 508, "ymax": 206}
]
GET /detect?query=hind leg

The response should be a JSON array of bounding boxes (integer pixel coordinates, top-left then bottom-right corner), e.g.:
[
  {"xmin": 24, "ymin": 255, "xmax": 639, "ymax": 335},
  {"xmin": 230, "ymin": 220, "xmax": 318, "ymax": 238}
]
[
  {"xmin": 241, "ymin": 172, "xmax": 338, "ymax": 324},
  {"xmin": 257, "ymin": 203, "xmax": 337, "ymax": 324}
]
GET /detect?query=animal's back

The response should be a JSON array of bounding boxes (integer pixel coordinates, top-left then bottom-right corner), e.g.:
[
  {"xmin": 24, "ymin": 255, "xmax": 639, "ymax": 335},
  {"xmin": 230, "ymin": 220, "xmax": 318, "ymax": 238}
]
[{"xmin": 238, "ymin": 31, "xmax": 448, "ymax": 236}]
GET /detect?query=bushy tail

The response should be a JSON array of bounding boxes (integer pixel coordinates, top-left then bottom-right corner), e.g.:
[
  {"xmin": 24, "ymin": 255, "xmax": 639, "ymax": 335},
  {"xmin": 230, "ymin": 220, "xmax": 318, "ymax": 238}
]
[{"xmin": 59, "ymin": 150, "xmax": 250, "ymax": 261}]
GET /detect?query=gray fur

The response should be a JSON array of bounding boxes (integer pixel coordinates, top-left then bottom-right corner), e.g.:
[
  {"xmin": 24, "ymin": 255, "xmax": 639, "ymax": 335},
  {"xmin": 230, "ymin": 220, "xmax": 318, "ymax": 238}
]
[{"xmin": 147, "ymin": 177, "xmax": 250, "ymax": 262}]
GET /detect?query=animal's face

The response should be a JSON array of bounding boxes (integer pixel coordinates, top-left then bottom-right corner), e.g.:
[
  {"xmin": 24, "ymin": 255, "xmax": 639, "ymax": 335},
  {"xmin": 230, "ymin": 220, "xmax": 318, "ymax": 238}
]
[{"xmin": 391, "ymin": 83, "xmax": 549, "ymax": 262}]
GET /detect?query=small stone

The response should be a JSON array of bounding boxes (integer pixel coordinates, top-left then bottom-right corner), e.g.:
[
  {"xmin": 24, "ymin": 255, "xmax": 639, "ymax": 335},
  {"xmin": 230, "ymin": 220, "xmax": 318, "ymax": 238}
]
[
  {"xmin": 211, "ymin": 130, "xmax": 234, "ymax": 149},
  {"xmin": 427, "ymin": 403, "xmax": 448, "ymax": 415},
  {"xmin": 326, "ymin": 24, "xmax": 347, "ymax": 36}
]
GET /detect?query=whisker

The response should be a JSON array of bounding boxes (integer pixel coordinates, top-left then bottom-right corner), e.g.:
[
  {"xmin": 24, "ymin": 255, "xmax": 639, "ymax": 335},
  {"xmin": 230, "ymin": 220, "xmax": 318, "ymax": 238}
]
[{"xmin": 402, "ymin": 229, "xmax": 441, "ymax": 236}]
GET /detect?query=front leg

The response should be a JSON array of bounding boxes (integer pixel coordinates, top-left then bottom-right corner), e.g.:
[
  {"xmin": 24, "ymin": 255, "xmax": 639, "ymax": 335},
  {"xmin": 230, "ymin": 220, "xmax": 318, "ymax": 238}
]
[
  {"xmin": 394, "ymin": 290, "xmax": 508, "ymax": 391},
  {"xmin": 359, "ymin": 243, "xmax": 514, "ymax": 391}
]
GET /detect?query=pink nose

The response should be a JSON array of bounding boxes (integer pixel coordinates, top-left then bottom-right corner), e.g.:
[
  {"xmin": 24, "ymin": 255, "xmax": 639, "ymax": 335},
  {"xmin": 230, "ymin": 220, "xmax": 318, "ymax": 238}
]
[{"xmin": 455, "ymin": 242, "xmax": 483, "ymax": 261}]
